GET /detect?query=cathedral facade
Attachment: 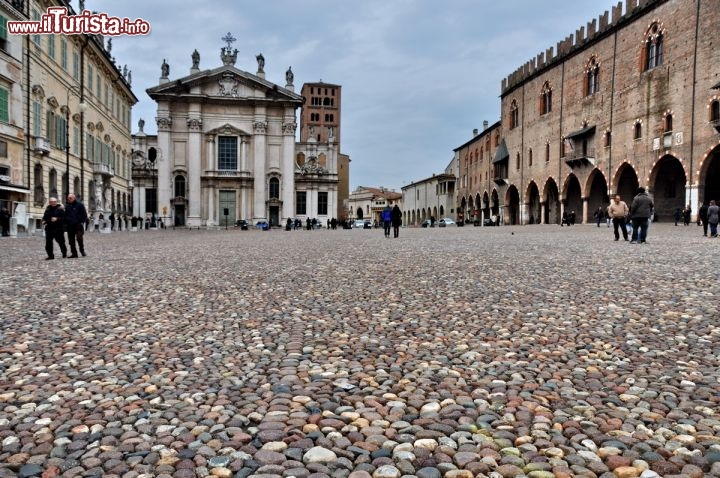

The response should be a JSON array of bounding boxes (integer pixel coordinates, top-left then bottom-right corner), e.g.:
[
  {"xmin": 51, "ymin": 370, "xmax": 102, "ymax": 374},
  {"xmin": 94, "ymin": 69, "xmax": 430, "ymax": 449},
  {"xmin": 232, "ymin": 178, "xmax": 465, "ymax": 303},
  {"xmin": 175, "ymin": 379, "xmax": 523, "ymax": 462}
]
[{"xmin": 132, "ymin": 39, "xmax": 339, "ymax": 227}]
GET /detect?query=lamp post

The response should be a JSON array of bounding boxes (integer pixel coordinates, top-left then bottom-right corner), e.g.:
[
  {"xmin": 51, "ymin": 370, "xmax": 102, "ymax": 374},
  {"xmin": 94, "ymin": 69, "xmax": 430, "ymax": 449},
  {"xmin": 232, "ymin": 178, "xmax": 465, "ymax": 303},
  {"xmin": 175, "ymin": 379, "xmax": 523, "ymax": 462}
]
[{"xmin": 64, "ymin": 86, "xmax": 86, "ymax": 199}]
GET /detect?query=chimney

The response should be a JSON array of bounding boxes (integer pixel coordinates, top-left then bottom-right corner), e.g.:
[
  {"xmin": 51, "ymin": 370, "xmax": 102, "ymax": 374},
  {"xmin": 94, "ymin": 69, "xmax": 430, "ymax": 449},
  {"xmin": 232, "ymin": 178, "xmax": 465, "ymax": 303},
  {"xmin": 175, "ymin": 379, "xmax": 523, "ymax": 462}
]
[
  {"xmin": 483, "ymin": 120, "xmax": 489, "ymax": 130},
  {"xmin": 473, "ymin": 128, "xmax": 479, "ymax": 137}
]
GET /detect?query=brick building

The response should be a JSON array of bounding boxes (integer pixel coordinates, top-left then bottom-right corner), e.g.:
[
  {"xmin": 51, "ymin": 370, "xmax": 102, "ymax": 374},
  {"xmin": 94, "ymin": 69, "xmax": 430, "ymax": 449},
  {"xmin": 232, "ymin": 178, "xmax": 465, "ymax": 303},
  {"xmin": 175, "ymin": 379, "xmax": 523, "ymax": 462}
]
[{"xmin": 457, "ymin": 0, "xmax": 720, "ymax": 224}]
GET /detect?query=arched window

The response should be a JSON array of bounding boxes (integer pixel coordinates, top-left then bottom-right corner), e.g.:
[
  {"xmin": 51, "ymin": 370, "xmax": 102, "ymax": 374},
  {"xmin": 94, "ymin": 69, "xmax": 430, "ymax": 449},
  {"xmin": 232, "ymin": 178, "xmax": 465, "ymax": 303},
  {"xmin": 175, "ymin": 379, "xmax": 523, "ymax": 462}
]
[
  {"xmin": 174, "ymin": 175, "xmax": 186, "ymax": 198},
  {"xmin": 634, "ymin": 122, "xmax": 642, "ymax": 140},
  {"xmin": 541, "ymin": 82, "xmax": 552, "ymax": 114},
  {"xmin": 586, "ymin": 57, "xmax": 599, "ymax": 96},
  {"xmin": 323, "ymin": 97, "xmax": 330, "ymax": 106},
  {"xmin": 510, "ymin": 100, "xmax": 519, "ymax": 129},
  {"xmin": 34, "ymin": 163, "xmax": 44, "ymax": 206},
  {"xmin": 516, "ymin": 152, "xmax": 521, "ymax": 170},
  {"xmin": 664, "ymin": 114, "xmax": 673, "ymax": 132},
  {"xmin": 528, "ymin": 148, "xmax": 533, "ymax": 167},
  {"xmin": 269, "ymin": 177, "xmax": 280, "ymax": 199},
  {"xmin": 712, "ymin": 100, "xmax": 720, "ymax": 122},
  {"xmin": 644, "ymin": 23, "xmax": 664, "ymax": 71},
  {"xmin": 545, "ymin": 143, "xmax": 550, "ymax": 162},
  {"xmin": 49, "ymin": 168, "xmax": 58, "ymax": 198},
  {"xmin": 605, "ymin": 131, "xmax": 612, "ymax": 148},
  {"xmin": 73, "ymin": 176, "xmax": 80, "ymax": 197}
]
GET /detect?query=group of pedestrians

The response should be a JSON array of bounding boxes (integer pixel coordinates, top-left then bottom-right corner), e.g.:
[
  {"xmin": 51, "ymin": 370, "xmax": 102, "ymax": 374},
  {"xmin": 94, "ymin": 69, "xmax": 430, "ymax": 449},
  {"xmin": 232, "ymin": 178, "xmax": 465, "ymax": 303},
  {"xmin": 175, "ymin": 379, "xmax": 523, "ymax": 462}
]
[
  {"xmin": 606, "ymin": 187, "xmax": 719, "ymax": 242},
  {"xmin": 381, "ymin": 205, "xmax": 403, "ymax": 238},
  {"xmin": 42, "ymin": 194, "xmax": 88, "ymax": 260}
]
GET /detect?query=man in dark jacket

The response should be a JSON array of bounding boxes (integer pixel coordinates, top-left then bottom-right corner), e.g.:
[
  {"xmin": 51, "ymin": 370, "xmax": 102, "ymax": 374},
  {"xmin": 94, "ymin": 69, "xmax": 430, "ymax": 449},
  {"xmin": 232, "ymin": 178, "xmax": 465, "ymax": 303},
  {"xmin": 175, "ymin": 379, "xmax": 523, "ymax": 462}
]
[
  {"xmin": 629, "ymin": 187, "xmax": 654, "ymax": 244},
  {"xmin": 42, "ymin": 197, "xmax": 67, "ymax": 259},
  {"xmin": 698, "ymin": 201, "xmax": 709, "ymax": 237},
  {"xmin": 64, "ymin": 193, "xmax": 88, "ymax": 257},
  {"xmin": 391, "ymin": 204, "xmax": 402, "ymax": 238}
]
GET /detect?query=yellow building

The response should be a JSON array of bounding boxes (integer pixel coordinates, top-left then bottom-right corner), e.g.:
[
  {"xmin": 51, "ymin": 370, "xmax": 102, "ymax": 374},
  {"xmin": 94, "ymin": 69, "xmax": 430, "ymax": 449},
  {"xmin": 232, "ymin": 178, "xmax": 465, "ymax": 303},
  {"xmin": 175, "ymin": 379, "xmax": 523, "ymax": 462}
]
[{"xmin": 24, "ymin": 0, "xmax": 137, "ymax": 231}]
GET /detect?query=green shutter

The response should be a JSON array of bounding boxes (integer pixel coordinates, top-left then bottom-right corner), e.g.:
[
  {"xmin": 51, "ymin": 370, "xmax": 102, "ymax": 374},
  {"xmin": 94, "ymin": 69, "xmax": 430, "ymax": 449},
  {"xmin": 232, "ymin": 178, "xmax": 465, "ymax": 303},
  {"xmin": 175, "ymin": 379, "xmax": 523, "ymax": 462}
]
[
  {"xmin": 0, "ymin": 88, "xmax": 8, "ymax": 123},
  {"xmin": 0, "ymin": 16, "xmax": 8, "ymax": 41}
]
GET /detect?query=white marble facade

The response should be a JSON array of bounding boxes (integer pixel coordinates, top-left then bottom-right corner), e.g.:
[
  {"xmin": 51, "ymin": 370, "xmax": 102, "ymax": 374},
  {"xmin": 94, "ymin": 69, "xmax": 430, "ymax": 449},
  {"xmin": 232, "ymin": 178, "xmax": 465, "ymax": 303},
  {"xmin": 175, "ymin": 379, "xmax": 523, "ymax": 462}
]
[{"xmin": 133, "ymin": 44, "xmax": 338, "ymax": 228}]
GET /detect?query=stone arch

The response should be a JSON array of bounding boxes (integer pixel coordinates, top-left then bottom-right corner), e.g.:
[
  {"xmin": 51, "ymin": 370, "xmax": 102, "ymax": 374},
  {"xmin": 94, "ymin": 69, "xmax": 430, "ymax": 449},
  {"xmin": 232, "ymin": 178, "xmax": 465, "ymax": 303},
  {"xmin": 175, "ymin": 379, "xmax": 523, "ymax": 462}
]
[
  {"xmin": 649, "ymin": 154, "xmax": 687, "ymax": 221},
  {"xmin": 525, "ymin": 181, "xmax": 541, "ymax": 224},
  {"xmin": 543, "ymin": 177, "xmax": 561, "ymax": 224},
  {"xmin": 356, "ymin": 207, "xmax": 363, "ymax": 219},
  {"xmin": 585, "ymin": 168, "xmax": 609, "ymax": 221},
  {"xmin": 613, "ymin": 162, "xmax": 640, "ymax": 204},
  {"xmin": 432, "ymin": 206, "xmax": 438, "ymax": 220},
  {"xmin": 491, "ymin": 189, "xmax": 499, "ymax": 217},
  {"xmin": 562, "ymin": 174, "xmax": 582, "ymax": 221},
  {"xmin": 505, "ymin": 185, "xmax": 520, "ymax": 225},
  {"xmin": 699, "ymin": 145, "xmax": 720, "ymax": 204},
  {"xmin": 482, "ymin": 191, "xmax": 490, "ymax": 222},
  {"xmin": 439, "ymin": 205, "xmax": 444, "ymax": 216}
]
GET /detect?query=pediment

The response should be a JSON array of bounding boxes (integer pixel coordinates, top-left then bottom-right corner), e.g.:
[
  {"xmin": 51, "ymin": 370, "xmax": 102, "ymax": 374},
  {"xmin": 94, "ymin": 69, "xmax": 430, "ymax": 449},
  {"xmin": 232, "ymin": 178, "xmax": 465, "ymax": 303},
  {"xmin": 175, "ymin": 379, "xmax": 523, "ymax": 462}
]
[
  {"xmin": 147, "ymin": 65, "xmax": 303, "ymax": 104},
  {"xmin": 205, "ymin": 123, "xmax": 250, "ymax": 137}
]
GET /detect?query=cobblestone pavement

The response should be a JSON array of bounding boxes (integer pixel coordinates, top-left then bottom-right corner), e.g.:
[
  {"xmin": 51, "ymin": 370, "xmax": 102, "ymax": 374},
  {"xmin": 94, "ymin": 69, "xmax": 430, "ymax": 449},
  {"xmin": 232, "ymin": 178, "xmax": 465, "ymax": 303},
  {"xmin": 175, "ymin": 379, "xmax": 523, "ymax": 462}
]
[{"xmin": 0, "ymin": 224, "xmax": 719, "ymax": 478}]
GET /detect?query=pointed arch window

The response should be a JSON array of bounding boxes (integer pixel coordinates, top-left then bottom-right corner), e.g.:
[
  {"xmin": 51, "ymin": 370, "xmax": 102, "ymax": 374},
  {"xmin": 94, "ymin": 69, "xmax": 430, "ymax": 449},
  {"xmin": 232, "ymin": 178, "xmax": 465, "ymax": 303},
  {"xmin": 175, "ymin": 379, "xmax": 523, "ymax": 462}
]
[
  {"xmin": 644, "ymin": 23, "xmax": 664, "ymax": 71},
  {"xmin": 541, "ymin": 82, "xmax": 552, "ymax": 115},
  {"xmin": 586, "ymin": 57, "xmax": 600, "ymax": 96},
  {"xmin": 510, "ymin": 100, "xmax": 519, "ymax": 129},
  {"xmin": 634, "ymin": 122, "xmax": 642, "ymax": 140},
  {"xmin": 711, "ymin": 100, "xmax": 720, "ymax": 123},
  {"xmin": 664, "ymin": 114, "xmax": 673, "ymax": 133},
  {"xmin": 545, "ymin": 143, "xmax": 550, "ymax": 162},
  {"xmin": 528, "ymin": 148, "xmax": 533, "ymax": 167}
]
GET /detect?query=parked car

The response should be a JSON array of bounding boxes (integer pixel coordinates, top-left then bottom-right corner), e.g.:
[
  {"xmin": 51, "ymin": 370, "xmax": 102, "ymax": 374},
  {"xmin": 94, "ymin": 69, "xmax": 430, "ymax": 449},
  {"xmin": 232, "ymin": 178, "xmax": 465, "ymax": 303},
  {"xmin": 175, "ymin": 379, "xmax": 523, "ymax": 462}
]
[
  {"xmin": 363, "ymin": 221, "xmax": 372, "ymax": 229},
  {"xmin": 421, "ymin": 219, "xmax": 435, "ymax": 228},
  {"xmin": 438, "ymin": 218, "xmax": 456, "ymax": 227},
  {"xmin": 235, "ymin": 219, "xmax": 249, "ymax": 230},
  {"xmin": 483, "ymin": 218, "xmax": 495, "ymax": 226},
  {"xmin": 353, "ymin": 220, "xmax": 365, "ymax": 229},
  {"xmin": 256, "ymin": 220, "xmax": 270, "ymax": 231}
]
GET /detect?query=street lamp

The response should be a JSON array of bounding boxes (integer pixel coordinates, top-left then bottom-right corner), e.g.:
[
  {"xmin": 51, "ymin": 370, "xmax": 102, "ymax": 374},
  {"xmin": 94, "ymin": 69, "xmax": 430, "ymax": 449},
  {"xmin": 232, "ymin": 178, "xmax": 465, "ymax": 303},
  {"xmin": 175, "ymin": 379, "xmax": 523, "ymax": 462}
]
[{"xmin": 64, "ymin": 86, "xmax": 86, "ymax": 199}]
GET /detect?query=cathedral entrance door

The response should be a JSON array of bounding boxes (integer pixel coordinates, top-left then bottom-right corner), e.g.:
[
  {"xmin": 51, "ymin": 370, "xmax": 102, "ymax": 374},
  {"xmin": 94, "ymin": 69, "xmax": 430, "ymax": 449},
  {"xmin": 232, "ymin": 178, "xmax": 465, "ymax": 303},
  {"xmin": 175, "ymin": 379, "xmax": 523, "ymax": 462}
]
[{"xmin": 269, "ymin": 206, "xmax": 279, "ymax": 227}]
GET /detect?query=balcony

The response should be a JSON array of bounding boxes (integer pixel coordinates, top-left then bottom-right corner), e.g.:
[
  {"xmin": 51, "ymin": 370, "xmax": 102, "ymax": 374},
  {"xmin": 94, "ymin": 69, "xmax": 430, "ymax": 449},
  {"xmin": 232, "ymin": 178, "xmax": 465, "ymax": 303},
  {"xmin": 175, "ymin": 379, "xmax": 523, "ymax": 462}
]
[
  {"xmin": 563, "ymin": 148, "xmax": 595, "ymax": 169},
  {"xmin": 34, "ymin": 137, "xmax": 51, "ymax": 155},
  {"xmin": 94, "ymin": 163, "xmax": 115, "ymax": 177},
  {"xmin": 204, "ymin": 169, "xmax": 243, "ymax": 178}
]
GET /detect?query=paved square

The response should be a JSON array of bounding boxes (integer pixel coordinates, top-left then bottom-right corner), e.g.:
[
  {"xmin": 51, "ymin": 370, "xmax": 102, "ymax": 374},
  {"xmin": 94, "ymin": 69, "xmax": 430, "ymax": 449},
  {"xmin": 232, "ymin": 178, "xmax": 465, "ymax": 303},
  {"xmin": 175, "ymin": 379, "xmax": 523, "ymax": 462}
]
[{"xmin": 1, "ymin": 225, "xmax": 719, "ymax": 478}]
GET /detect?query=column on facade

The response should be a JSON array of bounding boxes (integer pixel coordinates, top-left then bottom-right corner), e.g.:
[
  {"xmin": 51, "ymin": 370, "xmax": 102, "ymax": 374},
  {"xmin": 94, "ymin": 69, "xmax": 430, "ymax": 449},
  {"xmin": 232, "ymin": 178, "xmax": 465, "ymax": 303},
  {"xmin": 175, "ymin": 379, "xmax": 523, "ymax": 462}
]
[
  {"xmin": 240, "ymin": 138, "xmax": 248, "ymax": 172},
  {"xmin": 329, "ymin": 189, "xmax": 337, "ymax": 220},
  {"xmin": 207, "ymin": 188, "xmax": 215, "ymax": 227},
  {"xmin": 539, "ymin": 201, "xmax": 546, "ymax": 224},
  {"xmin": 241, "ymin": 188, "xmax": 250, "ymax": 221},
  {"xmin": 687, "ymin": 185, "xmax": 699, "ymax": 222},
  {"xmin": 282, "ymin": 115, "xmax": 296, "ymax": 221},
  {"xmin": 252, "ymin": 113, "xmax": 267, "ymax": 221},
  {"xmin": 581, "ymin": 197, "xmax": 588, "ymax": 225},
  {"xmin": 206, "ymin": 137, "xmax": 215, "ymax": 171},
  {"xmin": 156, "ymin": 112, "xmax": 172, "ymax": 226},
  {"xmin": 187, "ymin": 117, "xmax": 203, "ymax": 226},
  {"xmin": 520, "ymin": 203, "xmax": 527, "ymax": 225}
]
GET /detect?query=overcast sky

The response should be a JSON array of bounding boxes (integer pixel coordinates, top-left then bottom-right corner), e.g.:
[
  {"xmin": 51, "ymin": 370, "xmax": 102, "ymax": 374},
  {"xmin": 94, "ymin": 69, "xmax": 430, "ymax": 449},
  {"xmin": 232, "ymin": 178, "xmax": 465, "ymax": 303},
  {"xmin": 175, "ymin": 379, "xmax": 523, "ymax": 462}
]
[{"xmin": 100, "ymin": 0, "xmax": 619, "ymax": 192}]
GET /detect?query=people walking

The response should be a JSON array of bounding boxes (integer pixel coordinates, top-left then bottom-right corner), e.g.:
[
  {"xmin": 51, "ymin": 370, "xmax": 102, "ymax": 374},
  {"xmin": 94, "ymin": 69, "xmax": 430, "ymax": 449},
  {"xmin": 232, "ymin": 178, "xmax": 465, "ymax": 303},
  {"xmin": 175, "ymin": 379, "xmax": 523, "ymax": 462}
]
[
  {"xmin": 42, "ymin": 197, "xmax": 67, "ymax": 260},
  {"xmin": 708, "ymin": 200, "xmax": 719, "ymax": 238},
  {"xmin": 682, "ymin": 204, "xmax": 692, "ymax": 226},
  {"xmin": 593, "ymin": 207, "xmax": 604, "ymax": 227},
  {"xmin": 673, "ymin": 207, "xmax": 682, "ymax": 226},
  {"xmin": 629, "ymin": 187, "xmax": 654, "ymax": 244},
  {"xmin": 64, "ymin": 193, "xmax": 88, "ymax": 257},
  {"xmin": 699, "ymin": 201, "xmax": 709, "ymax": 236},
  {"xmin": 608, "ymin": 194, "xmax": 629, "ymax": 241},
  {"xmin": 391, "ymin": 204, "xmax": 402, "ymax": 238},
  {"xmin": 381, "ymin": 205, "xmax": 392, "ymax": 238}
]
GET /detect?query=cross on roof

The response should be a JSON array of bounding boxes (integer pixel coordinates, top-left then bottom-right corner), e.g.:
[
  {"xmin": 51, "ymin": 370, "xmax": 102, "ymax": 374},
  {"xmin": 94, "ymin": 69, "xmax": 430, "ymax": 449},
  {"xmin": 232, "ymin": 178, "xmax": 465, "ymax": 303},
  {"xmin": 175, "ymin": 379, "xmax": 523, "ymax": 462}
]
[{"xmin": 222, "ymin": 32, "xmax": 236, "ymax": 49}]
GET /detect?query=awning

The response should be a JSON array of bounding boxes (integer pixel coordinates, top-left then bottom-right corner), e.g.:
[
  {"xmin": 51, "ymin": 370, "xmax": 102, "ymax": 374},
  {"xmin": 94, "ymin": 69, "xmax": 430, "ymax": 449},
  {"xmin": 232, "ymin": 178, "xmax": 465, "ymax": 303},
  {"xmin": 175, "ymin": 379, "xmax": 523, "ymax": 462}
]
[
  {"xmin": 0, "ymin": 184, "xmax": 30, "ymax": 194},
  {"xmin": 565, "ymin": 125, "xmax": 596, "ymax": 140},
  {"xmin": 493, "ymin": 139, "xmax": 509, "ymax": 164}
]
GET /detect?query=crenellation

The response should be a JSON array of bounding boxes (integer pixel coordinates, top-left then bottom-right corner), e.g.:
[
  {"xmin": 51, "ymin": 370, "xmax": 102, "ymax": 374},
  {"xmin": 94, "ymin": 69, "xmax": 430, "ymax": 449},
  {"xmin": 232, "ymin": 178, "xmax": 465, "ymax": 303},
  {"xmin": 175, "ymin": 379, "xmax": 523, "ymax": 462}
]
[
  {"xmin": 627, "ymin": 0, "xmax": 639, "ymax": 13},
  {"xmin": 587, "ymin": 19, "xmax": 597, "ymax": 39},
  {"xmin": 546, "ymin": 46, "xmax": 554, "ymax": 63},
  {"xmin": 576, "ymin": 26, "xmax": 585, "ymax": 46},
  {"xmin": 599, "ymin": 11, "xmax": 609, "ymax": 31},
  {"xmin": 612, "ymin": 2, "xmax": 623, "ymax": 24},
  {"xmin": 537, "ymin": 52, "xmax": 545, "ymax": 69}
]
